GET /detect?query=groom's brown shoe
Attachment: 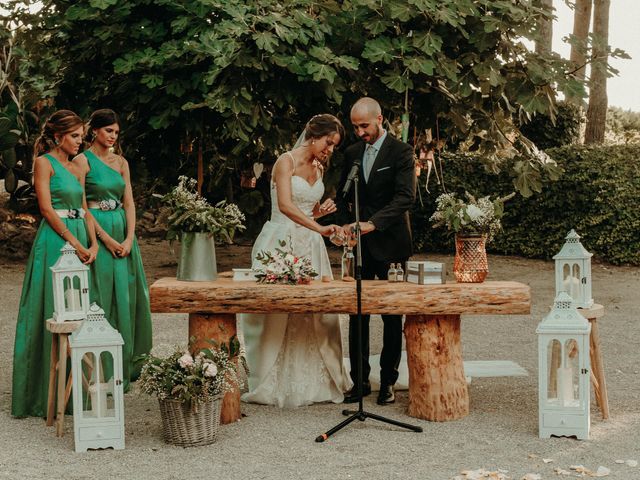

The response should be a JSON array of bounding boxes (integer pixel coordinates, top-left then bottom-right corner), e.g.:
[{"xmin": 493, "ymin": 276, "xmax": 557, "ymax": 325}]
[
  {"xmin": 376, "ymin": 384, "xmax": 395, "ymax": 405},
  {"xmin": 343, "ymin": 382, "xmax": 372, "ymax": 403}
]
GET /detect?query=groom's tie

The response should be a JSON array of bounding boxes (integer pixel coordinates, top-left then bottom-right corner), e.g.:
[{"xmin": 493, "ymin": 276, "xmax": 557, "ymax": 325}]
[{"xmin": 363, "ymin": 144, "xmax": 376, "ymax": 183}]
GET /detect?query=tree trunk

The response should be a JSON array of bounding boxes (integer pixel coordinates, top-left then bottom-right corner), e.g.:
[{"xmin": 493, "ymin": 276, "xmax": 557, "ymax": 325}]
[
  {"xmin": 535, "ymin": 0, "xmax": 554, "ymax": 55},
  {"xmin": 567, "ymin": 0, "xmax": 593, "ymax": 105},
  {"xmin": 584, "ymin": 0, "xmax": 610, "ymax": 144}
]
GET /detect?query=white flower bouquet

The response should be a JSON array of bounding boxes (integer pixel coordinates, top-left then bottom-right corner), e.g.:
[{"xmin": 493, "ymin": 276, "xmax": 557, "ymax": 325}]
[
  {"xmin": 160, "ymin": 176, "xmax": 246, "ymax": 243},
  {"xmin": 430, "ymin": 192, "xmax": 515, "ymax": 242},
  {"xmin": 255, "ymin": 239, "xmax": 318, "ymax": 285}
]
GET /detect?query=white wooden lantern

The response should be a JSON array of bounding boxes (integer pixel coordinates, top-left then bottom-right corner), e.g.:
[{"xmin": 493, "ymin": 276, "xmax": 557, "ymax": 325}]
[
  {"xmin": 536, "ymin": 292, "xmax": 591, "ymax": 440},
  {"xmin": 553, "ymin": 229, "xmax": 593, "ymax": 308},
  {"xmin": 69, "ymin": 303, "xmax": 125, "ymax": 452},
  {"xmin": 50, "ymin": 242, "xmax": 90, "ymax": 321}
]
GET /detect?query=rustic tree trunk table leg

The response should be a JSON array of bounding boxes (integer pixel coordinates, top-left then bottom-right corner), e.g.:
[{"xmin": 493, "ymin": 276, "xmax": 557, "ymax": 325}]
[
  {"xmin": 46, "ymin": 333, "xmax": 59, "ymax": 427},
  {"xmin": 588, "ymin": 317, "xmax": 609, "ymax": 420},
  {"xmin": 404, "ymin": 314, "xmax": 469, "ymax": 421},
  {"xmin": 56, "ymin": 333, "xmax": 68, "ymax": 437},
  {"xmin": 188, "ymin": 313, "xmax": 241, "ymax": 424}
]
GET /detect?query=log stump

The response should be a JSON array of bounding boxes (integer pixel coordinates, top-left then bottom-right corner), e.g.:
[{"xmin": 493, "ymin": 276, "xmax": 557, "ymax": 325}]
[
  {"xmin": 404, "ymin": 314, "xmax": 469, "ymax": 421},
  {"xmin": 188, "ymin": 313, "xmax": 241, "ymax": 424}
]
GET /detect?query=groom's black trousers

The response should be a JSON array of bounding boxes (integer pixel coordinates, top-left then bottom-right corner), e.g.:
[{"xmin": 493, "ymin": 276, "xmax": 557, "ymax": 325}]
[{"xmin": 348, "ymin": 247, "xmax": 408, "ymax": 388}]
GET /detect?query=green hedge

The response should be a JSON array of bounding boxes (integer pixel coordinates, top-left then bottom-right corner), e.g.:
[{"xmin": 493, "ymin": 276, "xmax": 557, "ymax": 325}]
[{"xmin": 411, "ymin": 144, "xmax": 640, "ymax": 265}]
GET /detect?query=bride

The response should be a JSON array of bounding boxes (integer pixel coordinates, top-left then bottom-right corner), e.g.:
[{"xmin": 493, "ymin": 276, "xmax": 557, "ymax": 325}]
[{"xmin": 240, "ymin": 114, "xmax": 353, "ymax": 408}]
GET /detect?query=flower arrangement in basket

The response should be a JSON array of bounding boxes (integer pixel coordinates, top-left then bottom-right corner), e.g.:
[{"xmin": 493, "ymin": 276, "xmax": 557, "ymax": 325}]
[
  {"xmin": 137, "ymin": 337, "xmax": 240, "ymax": 447},
  {"xmin": 255, "ymin": 239, "xmax": 318, "ymax": 285},
  {"xmin": 430, "ymin": 191, "xmax": 515, "ymax": 242},
  {"xmin": 430, "ymin": 191, "xmax": 514, "ymax": 283},
  {"xmin": 159, "ymin": 176, "xmax": 246, "ymax": 243}
]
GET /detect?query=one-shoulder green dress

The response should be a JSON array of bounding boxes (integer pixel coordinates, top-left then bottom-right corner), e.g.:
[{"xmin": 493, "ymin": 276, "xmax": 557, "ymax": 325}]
[
  {"xmin": 12, "ymin": 154, "xmax": 91, "ymax": 418},
  {"xmin": 84, "ymin": 150, "xmax": 152, "ymax": 391}
]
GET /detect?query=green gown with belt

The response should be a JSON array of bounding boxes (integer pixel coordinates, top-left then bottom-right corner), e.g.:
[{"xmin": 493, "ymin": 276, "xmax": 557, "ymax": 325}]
[
  {"xmin": 84, "ymin": 150, "xmax": 152, "ymax": 391},
  {"xmin": 11, "ymin": 154, "xmax": 92, "ymax": 418}
]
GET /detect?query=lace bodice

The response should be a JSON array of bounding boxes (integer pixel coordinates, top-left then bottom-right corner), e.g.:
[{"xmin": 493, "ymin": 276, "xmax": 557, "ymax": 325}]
[{"xmin": 270, "ymin": 176, "xmax": 324, "ymax": 224}]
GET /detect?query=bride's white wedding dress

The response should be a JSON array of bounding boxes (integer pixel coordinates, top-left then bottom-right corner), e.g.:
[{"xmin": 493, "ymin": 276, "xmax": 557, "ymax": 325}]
[{"xmin": 240, "ymin": 163, "xmax": 353, "ymax": 408}]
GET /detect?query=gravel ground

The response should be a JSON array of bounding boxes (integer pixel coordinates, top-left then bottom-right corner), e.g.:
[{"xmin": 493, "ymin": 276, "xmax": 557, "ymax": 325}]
[{"xmin": 0, "ymin": 239, "xmax": 638, "ymax": 480}]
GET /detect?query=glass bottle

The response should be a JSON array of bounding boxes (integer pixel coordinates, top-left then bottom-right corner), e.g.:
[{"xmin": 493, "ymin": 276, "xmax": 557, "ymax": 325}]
[
  {"xmin": 341, "ymin": 246, "xmax": 355, "ymax": 281},
  {"xmin": 396, "ymin": 262, "xmax": 404, "ymax": 282},
  {"xmin": 387, "ymin": 263, "xmax": 397, "ymax": 282}
]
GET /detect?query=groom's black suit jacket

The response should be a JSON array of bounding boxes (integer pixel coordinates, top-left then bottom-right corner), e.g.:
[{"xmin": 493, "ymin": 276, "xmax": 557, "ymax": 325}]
[{"xmin": 337, "ymin": 134, "xmax": 416, "ymax": 263}]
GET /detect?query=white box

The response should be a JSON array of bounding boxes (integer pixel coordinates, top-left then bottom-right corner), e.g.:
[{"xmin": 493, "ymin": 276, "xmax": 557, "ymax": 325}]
[
  {"xmin": 405, "ymin": 261, "xmax": 446, "ymax": 285},
  {"xmin": 232, "ymin": 268, "xmax": 259, "ymax": 281}
]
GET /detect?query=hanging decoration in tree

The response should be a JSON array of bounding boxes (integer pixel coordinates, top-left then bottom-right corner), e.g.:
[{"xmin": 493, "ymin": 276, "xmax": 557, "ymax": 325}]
[{"xmin": 252, "ymin": 162, "xmax": 264, "ymax": 179}]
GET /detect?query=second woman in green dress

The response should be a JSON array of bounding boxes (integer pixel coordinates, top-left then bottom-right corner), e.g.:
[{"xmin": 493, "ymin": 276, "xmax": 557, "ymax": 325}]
[{"xmin": 80, "ymin": 109, "xmax": 152, "ymax": 390}]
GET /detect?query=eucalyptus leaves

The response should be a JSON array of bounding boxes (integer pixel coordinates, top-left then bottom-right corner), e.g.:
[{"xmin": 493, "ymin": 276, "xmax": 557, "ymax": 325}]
[
  {"xmin": 430, "ymin": 192, "xmax": 515, "ymax": 242},
  {"xmin": 161, "ymin": 176, "xmax": 245, "ymax": 243}
]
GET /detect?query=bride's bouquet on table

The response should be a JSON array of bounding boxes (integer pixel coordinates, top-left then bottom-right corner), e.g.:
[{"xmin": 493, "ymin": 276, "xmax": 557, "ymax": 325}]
[
  {"xmin": 255, "ymin": 239, "xmax": 318, "ymax": 285},
  {"xmin": 136, "ymin": 340, "xmax": 240, "ymax": 447}
]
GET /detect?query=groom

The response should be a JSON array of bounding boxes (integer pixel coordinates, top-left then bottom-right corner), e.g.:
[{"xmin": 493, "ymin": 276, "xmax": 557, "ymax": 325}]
[{"xmin": 336, "ymin": 97, "xmax": 416, "ymax": 405}]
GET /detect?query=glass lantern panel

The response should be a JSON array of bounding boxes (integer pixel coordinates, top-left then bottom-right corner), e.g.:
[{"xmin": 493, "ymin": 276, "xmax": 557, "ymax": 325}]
[
  {"xmin": 99, "ymin": 351, "xmax": 116, "ymax": 418},
  {"xmin": 63, "ymin": 275, "xmax": 82, "ymax": 312},
  {"xmin": 572, "ymin": 264, "xmax": 582, "ymax": 299},
  {"xmin": 63, "ymin": 276, "xmax": 72, "ymax": 310},
  {"xmin": 546, "ymin": 339, "xmax": 562, "ymax": 404},
  {"xmin": 72, "ymin": 275, "xmax": 83, "ymax": 309},
  {"xmin": 562, "ymin": 263, "xmax": 580, "ymax": 300},
  {"xmin": 562, "ymin": 339, "xmax": 580, "ymax": 407},
  {"xmin": 80, "ymin": 351, "xmax": 116, "ymax": 418}
]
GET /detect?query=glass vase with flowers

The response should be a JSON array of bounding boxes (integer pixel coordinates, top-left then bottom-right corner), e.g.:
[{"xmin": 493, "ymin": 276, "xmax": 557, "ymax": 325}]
[{"xmin": 430, "ymin": 192, "xmax": 514, "ymax": 282}]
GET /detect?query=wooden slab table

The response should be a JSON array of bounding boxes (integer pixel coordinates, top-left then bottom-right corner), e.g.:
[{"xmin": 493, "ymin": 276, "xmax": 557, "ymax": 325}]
[{"xmin": 150, "ymin": 275, "xmax": 530, "ymax": 423}]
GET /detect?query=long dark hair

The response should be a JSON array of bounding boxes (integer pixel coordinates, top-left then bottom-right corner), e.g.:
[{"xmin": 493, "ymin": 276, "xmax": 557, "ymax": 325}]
[
  {"xmin": 87, "ymin": 108, "xmax": 122, "ymax": 154},
  {"xmin": 33, "ymin": 110, "xmax": 84, "ymax": 158}
]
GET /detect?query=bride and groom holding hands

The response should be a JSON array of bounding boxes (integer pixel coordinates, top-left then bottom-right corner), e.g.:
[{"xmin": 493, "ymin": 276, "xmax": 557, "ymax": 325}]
[{"xmin": 240, "ymin": 97, "xmax": 416, "ymax": 408}]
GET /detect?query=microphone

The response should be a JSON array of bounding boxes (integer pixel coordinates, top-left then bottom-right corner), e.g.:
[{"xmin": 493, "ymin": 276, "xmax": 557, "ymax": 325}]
[{"xmin": 342, "ymin": 160, "xmax": 360, "ymax": 198}]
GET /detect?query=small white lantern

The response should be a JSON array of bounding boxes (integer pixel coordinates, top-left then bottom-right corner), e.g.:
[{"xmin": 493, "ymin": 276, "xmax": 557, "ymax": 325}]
[
  {"xmin": 537, "ymin": 292, "xmax": 591, "ymax": 440},
  {"xmin": 69, "ymin": 303, "xmax": 125, "ymax": 452},
  {"xmin": 50, "ymin": 242, "xmax": 90, "ymax": 321},
  {"xmin": 553, "ymin": 229, "xmax": 593, "ymax": 308}
]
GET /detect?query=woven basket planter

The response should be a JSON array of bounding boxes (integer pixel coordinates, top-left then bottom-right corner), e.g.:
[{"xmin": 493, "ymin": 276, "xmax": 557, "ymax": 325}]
[{"xmin": 158, "ymin": 397, "xmax": 222, "ymax": 447}]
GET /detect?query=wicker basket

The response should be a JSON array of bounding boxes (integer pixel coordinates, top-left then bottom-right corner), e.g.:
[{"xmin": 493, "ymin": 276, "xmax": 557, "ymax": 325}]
[{"xmin": 158, "ymin": 397, "xmax": 222, "ymax": 447}]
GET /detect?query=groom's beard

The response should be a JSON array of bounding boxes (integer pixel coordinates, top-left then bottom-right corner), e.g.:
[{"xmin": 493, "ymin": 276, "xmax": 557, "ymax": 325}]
[{"xmin": 361, "ymin": 125, "xmax": 380, "ymax": 144}]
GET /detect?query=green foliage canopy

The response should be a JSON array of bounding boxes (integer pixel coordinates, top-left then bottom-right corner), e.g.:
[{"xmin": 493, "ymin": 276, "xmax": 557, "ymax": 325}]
[{"xmin": 5, "ymin": 0, "xmax": 591, "ymax": 196}]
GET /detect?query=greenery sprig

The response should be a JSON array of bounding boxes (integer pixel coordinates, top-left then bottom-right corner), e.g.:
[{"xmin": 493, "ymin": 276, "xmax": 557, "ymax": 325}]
[
  {"xmin": 430, "ymin": 192, "xmax": 515, "ymax": 243},
  {"xmin": 160, "ymin": 176, "xmax": 245, "ymax": 243}
]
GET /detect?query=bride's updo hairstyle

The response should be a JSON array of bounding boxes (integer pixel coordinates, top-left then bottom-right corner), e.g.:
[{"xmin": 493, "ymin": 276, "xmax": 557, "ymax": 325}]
[
  {"xmin": 33, "ymin": 109, "xmax": 84, "ymax": 158},
  {"xmin": 304, "ymin": 114, "xmax": 345, "ymax": 145},
  {"xmin": 86, "ymin": 108, "xmax": 122, "ymax": 154}
]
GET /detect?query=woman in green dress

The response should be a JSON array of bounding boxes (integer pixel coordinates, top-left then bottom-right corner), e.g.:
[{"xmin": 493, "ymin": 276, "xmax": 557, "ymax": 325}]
[
  {"xmin": 12, "ymin": 110, "xmax": 98, "ymax": 418},
  {"xmin": 80, "ymin": 109, "xmax": 152, "ymax": 390}
]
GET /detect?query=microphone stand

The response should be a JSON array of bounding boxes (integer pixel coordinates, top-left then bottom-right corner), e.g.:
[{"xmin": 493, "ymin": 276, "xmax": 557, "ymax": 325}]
[{"xmin": 315, "ymin": 169, "xmax": 422, "ymax": 442}]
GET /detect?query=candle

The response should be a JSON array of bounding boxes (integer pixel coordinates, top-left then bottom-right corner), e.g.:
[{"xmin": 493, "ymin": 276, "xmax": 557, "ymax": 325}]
[
  {"xmin": 64, "ymin": 288, "xmax": 81, "ymax": 311},
  {"xmin": 88, "ymin": 381, "xmax": 111, "ymax": 416},
  {"xmin": 562, "ymin": 275, "xmax": 581, "ymax": 301},
  {"xmin": 557, "ymin": 366, "xmax": 574, "ymax": 406}
]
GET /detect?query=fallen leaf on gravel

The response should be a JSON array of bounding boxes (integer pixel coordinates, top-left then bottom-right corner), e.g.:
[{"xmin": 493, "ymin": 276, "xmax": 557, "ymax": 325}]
[
  {"xmin": 570, "ymin": 465, "xmax": 589, "ymax": 474},
  {"xmin": 627, "ymin": 460, "xmax": 638, "ymax": 467},
  {"xmin": 521, "ymin": 474, "xmax": 541, "ymax": 480},
  {"xmin": 456, "ymin": 468, "xmax": 511, "ymax": 479},
  {"xmin": 543, "ymin": 459, "xmax": 554, "ymax": 463},
  {"xmin": 554, "ymin": 467, "xmax": 572, "ymax": 475}
]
